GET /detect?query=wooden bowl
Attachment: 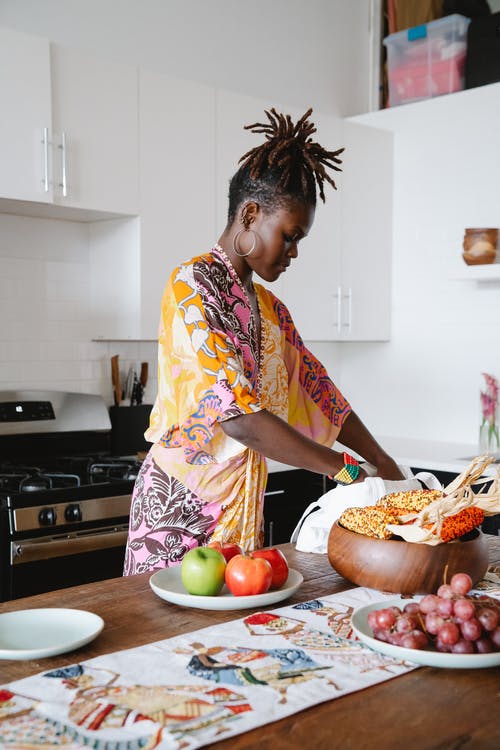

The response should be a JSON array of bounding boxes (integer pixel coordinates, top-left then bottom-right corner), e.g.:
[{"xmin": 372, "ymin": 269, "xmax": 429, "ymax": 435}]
[{"xmin": 327, "ymin": 522, "xmax": 489, "ymax": 595}]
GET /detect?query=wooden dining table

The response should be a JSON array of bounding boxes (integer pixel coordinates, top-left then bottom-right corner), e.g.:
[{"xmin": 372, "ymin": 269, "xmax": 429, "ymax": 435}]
[{"xmin": 1, "ymin": 537, "xmax": 500, "ymax": 749}]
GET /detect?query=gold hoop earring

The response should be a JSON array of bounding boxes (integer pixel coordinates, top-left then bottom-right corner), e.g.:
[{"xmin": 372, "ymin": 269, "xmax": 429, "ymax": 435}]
[{"xmin": 233, "ymin": 228, "xmax": 258, "ymax": 257}]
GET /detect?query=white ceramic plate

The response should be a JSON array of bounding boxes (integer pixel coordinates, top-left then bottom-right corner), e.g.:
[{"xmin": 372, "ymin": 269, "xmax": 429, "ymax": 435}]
[
  {"xmin": 150, "ymin": 567, "xmax": 303, "ymax": 610},
  {"xmin": 351, "ymin": 597, "xmax": 500, "ymax": 669},
  {"xmin": 0, "ymin": 608, "xmax": 104, "ymax": 661}
]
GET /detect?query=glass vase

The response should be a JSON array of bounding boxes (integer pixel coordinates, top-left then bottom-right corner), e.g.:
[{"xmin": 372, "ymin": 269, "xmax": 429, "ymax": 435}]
[{"xmin": 479, "ymin": 409, "xmax": 500, "ymax": 454}]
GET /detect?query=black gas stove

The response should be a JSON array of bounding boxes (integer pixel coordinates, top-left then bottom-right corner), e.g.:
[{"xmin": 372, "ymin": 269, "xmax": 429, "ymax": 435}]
[
  {"xmin": 0, "ymin": 390, "xmax": 144, "ymax": 601},
  {"xmin": 0, "ymin": 455, "xmax": 141, "ymax": 494}
]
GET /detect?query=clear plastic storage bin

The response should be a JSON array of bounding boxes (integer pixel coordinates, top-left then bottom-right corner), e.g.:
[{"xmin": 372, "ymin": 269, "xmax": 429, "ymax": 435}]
[{"xmin": 383, "ymin": 14, "xmax": 471, "ymax": 106}]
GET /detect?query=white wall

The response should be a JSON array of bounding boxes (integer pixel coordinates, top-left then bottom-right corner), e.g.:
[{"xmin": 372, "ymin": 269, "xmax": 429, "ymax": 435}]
[
  {"xmin": 339, "ymin": 83, "xmax": 500, "ymax": 447},
  {"xmin": 0, "ymin": 0, "xmax": 373, "ymax": 117}
]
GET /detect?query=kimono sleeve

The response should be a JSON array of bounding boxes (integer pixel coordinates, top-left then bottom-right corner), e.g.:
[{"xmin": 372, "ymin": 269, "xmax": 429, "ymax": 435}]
[
  {"xmin": 146, "ymin": 261, "xmax": 261, "ymax": 462},
  {"xmin": 274, "ymin": 295, "xmax": 351, "ymax": 446}
]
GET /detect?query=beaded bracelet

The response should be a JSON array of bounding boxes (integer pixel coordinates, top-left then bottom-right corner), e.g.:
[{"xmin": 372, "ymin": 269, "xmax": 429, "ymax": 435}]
[{"xmin": 328, "ymin": 452, "xmax": 360, "ymax": 485}]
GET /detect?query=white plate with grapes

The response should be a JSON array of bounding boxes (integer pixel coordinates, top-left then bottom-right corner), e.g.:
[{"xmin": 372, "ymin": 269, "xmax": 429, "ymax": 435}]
[{"xmin": 351, "ymin": 589, "xmax": 500, "ymax": 669}]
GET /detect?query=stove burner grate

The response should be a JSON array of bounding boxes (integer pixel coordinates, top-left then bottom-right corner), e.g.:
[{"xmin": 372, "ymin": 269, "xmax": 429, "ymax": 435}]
[{"xmin": 89, "ymin": 461, "xmax": 140, "ymax": 483}]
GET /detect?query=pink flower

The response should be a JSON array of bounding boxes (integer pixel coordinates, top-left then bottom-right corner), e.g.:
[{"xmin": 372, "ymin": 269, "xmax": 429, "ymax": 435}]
[
  {"xmin": 481, "ymin": 392, "xmax": 496, "ymax": 422},
  {"xmin": 482, "ymin": 372, "xmax": 499, "ymax": 402},
  {"xmin": 481, "ymin": 373, "xmax": 498, "ymax": 426}
]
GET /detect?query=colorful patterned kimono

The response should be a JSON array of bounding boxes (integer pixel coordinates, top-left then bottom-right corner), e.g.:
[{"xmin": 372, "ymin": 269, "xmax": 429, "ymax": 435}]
[{"xmin": 123, "ymin": 246, "xmax": 350, "ymax": 575}]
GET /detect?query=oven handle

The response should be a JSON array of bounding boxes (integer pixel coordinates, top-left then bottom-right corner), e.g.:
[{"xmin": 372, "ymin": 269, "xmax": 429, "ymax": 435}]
[{"xmin": 11, "ymin": 526, "xmax": 129, "ymax": 564}]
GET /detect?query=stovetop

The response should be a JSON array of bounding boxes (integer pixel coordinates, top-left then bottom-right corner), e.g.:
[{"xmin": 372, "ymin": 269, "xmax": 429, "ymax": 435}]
[
  {"xmin": 0, "ymin": 390, "xmax": 145, "ymax": 500},
  {"xmin": 0, "ymin": 455, "xmax": 142, "ymax": 495}
]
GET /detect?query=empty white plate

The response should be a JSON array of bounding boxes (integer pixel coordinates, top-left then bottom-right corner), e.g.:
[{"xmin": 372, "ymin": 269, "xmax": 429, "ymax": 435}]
[{"xmin": 0, "ymin": 608, "xmax": 104, "ymax": 660}]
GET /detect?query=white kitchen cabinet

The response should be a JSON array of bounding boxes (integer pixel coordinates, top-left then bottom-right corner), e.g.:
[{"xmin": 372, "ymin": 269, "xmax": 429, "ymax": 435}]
[
  {"xmin": 0, "ymin": 26, "xmax": 138, "ymax": 215},
  {"xmin": 336, "ymin": 120, "xmax": 393, "ymax": 341},
  {"xmin": 50, "ymin": 44, "xmax": 139, "ymax": 214},
  {"xmin": 137, "ymin": 70, "xmax": 216, "ymax": 338},
  {"xmin": 286, "ymin": 118, "xmax": 392, "ymax": 341},
  {"xmin": 278, "ymin": 107, "xmax": 344, "ymax": 341},
  {"xmin": 0, "ymin": 27, "xmax": 53, "ymax": 203}
]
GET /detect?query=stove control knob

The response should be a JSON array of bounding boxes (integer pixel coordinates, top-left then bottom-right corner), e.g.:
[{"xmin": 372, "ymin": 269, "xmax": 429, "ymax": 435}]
[
  {"xmin": 38, "ymin": 507, "xmax": 56, "ymax": 526},
  {"xmin": 64, "ymin": 503, "xmax": 82, "ymax": 523}
]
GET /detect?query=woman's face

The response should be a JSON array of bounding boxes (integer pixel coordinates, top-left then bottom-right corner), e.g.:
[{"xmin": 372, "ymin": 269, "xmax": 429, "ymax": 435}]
[{"xmin": 241, "ymin": 200, "xmax": 315, "ymax": 283}]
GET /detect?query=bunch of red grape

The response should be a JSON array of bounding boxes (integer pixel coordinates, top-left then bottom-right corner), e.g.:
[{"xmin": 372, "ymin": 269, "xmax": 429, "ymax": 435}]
[{"xmin": 367, "ymin": 573, "xmax": 500, "ymax": 654}]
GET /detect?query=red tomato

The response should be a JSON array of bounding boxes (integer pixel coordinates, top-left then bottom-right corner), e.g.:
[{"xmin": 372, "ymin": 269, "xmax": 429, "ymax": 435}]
[
  {"xmin": 207, "ymin": 541, "xmax": 242, "ymax": 563},
  {"xmin": 225, "ymin": 554, "xmax": 272, "ymax": 596},
  {"xmin": 251, "ymin": 548, "xmax": 289, "ymax": 589}
]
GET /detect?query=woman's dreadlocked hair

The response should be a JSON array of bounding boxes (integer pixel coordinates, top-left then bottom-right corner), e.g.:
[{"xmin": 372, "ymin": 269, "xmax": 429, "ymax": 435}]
[{"xmin": 227, "ymin": 107, "xmax": 344, "ymax": 224}]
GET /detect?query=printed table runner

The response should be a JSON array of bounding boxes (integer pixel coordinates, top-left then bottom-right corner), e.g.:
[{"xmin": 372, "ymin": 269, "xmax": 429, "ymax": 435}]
[{"xmin": 1, "ymin": 573, "xmax": 499, "ymax": 750}]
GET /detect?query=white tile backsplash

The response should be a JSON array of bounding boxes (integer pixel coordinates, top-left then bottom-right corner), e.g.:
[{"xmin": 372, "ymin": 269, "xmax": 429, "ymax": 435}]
[{"xmin": 0, "ymin": 213, "xmax": 157, "ymax": 406}]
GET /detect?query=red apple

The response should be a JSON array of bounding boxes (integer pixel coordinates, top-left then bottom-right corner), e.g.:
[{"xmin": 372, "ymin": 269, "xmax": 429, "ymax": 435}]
[
  {"xmin": 207, "ymin": 541, "xmax": 242, "ymax": 563},
  {"xmin": 225, "ymin": 554, "xmax": 273, "ymax": 596},
  {"xmin": 251, "ymin": 548, "xmax": 289, "ymax": 589}
]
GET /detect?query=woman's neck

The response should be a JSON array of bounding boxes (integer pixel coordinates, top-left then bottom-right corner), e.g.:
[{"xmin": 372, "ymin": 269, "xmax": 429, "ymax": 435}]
[{"xmin": 216, "ymin": 234, "xmax": 253, "ymax": 292}]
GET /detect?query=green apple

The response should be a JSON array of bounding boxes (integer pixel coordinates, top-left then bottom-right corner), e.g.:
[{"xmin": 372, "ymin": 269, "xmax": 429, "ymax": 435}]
[{"xmin": 180, "ymin": 547, "xmax": 226, "ymax": 596}]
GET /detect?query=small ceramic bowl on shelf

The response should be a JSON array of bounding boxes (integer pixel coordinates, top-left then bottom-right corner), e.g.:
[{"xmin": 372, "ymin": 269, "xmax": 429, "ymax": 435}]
[
  {"xmin": 327, "ymin": 521, "xmax": 489, "ymax": 595},
  {"xmin": 462, "ymin": 228, "xmax": 498, "ymax": 266}
]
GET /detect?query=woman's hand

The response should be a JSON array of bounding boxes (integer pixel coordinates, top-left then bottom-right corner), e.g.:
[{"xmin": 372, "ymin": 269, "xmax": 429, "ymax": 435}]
[{"xmin": 337, "ymin": 411, "xmax": 405, "ymax": 481}]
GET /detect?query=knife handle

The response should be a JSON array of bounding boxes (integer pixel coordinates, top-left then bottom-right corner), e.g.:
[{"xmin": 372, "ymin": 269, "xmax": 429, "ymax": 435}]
[{"xmin": 111, "ymin": 355, "xmax": 121, "ymax": 406}]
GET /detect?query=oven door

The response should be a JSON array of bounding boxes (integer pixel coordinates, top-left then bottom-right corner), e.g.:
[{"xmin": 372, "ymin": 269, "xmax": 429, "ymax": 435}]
[{"xmin": 5, "ymin": 524, "xmax": 129, "ymax": 601}]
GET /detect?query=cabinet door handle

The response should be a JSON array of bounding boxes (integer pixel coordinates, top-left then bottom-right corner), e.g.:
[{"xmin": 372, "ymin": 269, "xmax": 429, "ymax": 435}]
[
  {"xmin": 334, "ymin": 285, "xmax": 342, "ymax": 336},
  {"xmin": 58, "ymin": 131, "xmax": 68, "ymax": 197},
  {"xmin": 42, "ymin": 126, "xmax": 49, "ymax": 192},
  {"xmin": 268, "ymin": 520, "xmax": 274, "ymax": 547},
  {"xmin": 342, "ymin": 287, "xmax": 352, "ymax": 334},
  {"xmin": 264, "ymin": 490, "xmax": 285, "ymax": 497}
]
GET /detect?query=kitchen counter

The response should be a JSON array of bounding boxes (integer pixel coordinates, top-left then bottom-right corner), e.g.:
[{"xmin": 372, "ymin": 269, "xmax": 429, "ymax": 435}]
[
  {"xmin": 376, "ymin": 435, "xmax": 499, "ymax": 477},
  {"xmin": 1, "ymin": 539, "xmax": 499, "ymax": 748},
  {"xmin": 267, "ymin": 436, "xmax": 499, "ymax": 477}
]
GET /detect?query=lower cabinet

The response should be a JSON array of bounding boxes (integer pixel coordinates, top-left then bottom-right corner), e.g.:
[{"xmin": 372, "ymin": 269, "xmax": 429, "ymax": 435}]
[{"xmin": 263, "ymin": 470, "xmax": 334, "ymax": 546}]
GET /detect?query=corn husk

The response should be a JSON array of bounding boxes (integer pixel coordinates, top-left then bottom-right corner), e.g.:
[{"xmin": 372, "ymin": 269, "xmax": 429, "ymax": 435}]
[{"xmin": 385, "ymin": 455, "xmax": 500, "ymax": 545}]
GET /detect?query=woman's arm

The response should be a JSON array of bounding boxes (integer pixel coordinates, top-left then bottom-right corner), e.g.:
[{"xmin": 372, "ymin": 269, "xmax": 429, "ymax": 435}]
[
  {"xmin": 221, "ymin": 408, "xmax": 404, "ymax": 482},
  {"xmin": 220, "ymin": 408, "xmax": 365, "ymax": 479},
  {"xmin": 220, "ymin": 409, "xmax": 344, "ymax": 474},
  {"xmin": 337, "ymin": 410, "xmax": 405, "ymax": 480}
]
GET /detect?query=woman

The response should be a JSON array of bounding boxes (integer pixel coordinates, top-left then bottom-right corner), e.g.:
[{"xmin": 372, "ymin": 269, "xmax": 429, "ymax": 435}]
[{"xmin": 124, "ymin": 108, "xmax": 403, "ymax": 575}]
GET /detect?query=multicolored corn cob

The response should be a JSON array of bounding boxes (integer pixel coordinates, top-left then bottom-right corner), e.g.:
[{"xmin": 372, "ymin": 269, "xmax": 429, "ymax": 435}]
[
  {"xmin": 436, "ymin": 506, "xmax": 485, "ymax": 542},
  {"xmin": 377, "ymin": 489, "xmax": 443, "ymax": 513},
  {"xmin": 339, "ymin": 506, "xmax": 401, "ymax": 539}
]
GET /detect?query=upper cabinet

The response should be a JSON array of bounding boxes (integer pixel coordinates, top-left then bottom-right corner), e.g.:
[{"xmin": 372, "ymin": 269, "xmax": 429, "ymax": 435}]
[
  {"xmin": 0, "ymin": 27, "xmax": 52, "ymax": 203},
  {"xmin": 337, "ymin": 120, "xmax": 392, "ymax": 341},
  {"xmin": 278, "ymin": 107, "xmax": 344, "ymax": 341},
  {"xmin": 0, "ymin": 26, "xmax": 139, "ymax": 215},
  {"xmin": 138, "ymin": 70, "xmax": 216, "ymax": 339},
  {"xmin": 0, "ymin": 26, "xmax": 393, "ymax": 343},
  {"xmin": 50, "ymin": 44, "xmax": 139, "ymax": 214}
]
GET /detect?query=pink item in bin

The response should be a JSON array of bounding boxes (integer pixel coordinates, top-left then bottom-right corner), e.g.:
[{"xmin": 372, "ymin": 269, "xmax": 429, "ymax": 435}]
[
  {"xmin": 389, "ymin": 50, "xmax": 467, "ymax": 105},
  {"xmin": 384, "ymin": 13, "xmax": 470, "ymax": 107}
]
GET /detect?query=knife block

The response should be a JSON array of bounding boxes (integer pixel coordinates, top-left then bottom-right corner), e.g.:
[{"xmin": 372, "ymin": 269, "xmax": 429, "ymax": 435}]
[{"xmin": 109, "ymin": 405, "xmax": 153, "ymax": 456}]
